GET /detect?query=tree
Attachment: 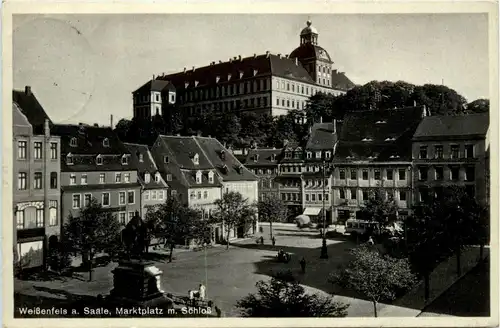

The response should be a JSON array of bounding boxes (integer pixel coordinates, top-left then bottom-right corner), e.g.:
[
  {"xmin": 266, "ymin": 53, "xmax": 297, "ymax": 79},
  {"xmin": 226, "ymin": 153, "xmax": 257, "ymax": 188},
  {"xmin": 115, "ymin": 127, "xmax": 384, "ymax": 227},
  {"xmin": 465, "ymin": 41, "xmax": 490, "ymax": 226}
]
[
  {"xmin": 467, "ymin": 98, "xmax": 489, "ymax": 114},
  {"xmin": 145, "ymin": 198, "xmax": 210, "ymax": 262},
  {"xmin": 305, "ymin": 92, "xmax": 339, "ymax": 123},
  {"xmin": 257, "ymin": 195, "xmax": 288, "ymax": 239},
  {"xmin": 63, "ymin": 198, "xmax": 122, "ymax": 281},
  {"xmin": 237, "ymin": 270, "xmax": 349, "ymax": 317},
  {"xmin": 113, "ymin": 118, "xmax": 133, "ymax": 141},
  {"xmin": 411, "ymin": 84, "xmax": 467, "ymax": 116},
  {"xmin": 329, "ymin": 245, "xmax": 416, "ymax": 317},
  {"xmin": 358, "ymin": 189, "xmax": 399, "ymax": 231},
  {"xmin": 213, "ymin": 191, "xmax": 257, "ymax": 250}
]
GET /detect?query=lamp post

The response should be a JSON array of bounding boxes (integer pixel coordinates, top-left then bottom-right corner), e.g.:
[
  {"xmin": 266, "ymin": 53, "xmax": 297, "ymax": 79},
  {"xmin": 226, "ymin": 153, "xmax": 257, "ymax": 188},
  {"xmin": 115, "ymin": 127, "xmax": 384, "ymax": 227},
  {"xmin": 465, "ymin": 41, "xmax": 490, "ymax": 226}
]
[{"xmin": 320, "ymin": 160, "xmax": 328, "ymax": 259}]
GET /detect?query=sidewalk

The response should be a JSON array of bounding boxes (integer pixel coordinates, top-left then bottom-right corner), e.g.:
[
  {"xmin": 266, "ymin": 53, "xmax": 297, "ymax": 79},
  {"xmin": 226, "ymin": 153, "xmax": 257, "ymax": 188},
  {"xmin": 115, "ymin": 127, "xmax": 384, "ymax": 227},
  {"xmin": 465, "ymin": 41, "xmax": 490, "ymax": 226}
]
[{"xmin": 377, "ymin": 246, "xmax": 489, "ymax": 317}]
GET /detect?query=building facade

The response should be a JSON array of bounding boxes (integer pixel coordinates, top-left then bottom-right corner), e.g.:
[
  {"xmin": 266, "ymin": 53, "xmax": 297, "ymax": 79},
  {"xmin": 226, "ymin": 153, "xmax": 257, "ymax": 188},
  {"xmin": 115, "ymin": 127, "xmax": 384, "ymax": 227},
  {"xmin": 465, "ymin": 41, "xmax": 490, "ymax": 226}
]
[
  {"xmin": 412, "ymin": 113, "xmax": 490, "ymax": 206},
  {"xmin": 331, "ymin": 106, "xmax": 426, "ymax": 223},
  {"xmin": 51, "ymin": 124, "xmax": 142, "ymax": 226},
  {"xmin": 133, "ymin": 20, "xmax": 354, "ymax": 120},
  {"xmin": 241, "ymin": 148, "xmax": 281, "ymax": 202},
  {"xmin": 151, "ymin": 135, "xmax": 259, "ymax": 243},
  {"xmin": 124, "ymin": 143, "xmax": 170, "ymax": 217},
  {"xmin": 13, "ymin": 99, "xmax": 61, "ymax": 271},
  {"xmin": 276, "ymin": 141, "xmax": 305, "ymax": 220}
]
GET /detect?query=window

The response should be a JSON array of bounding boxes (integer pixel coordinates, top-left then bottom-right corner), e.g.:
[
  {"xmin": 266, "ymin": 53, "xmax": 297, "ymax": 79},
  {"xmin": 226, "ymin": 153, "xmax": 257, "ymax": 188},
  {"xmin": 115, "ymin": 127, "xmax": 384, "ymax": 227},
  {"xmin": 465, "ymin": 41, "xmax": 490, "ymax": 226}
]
[
  {"xmin": 419, "ymin": 146, "xmax": 428, "ymax": 159},
  {"xmin": 339, "ymin": 189, "xmax": 345, "ymax": 199},
  {"xmin": 450, "ymin": 145, "xmax": 459, "ymax": 159},
  {"xmin": 103, "ymin": 138, "xmax": 110, "ymax": 147},
  {"xmin": 36, "ymin": 209, "xmax": 44, "ymax": 227},
  {"xmin": 145, "ymin": 190, "xmax": 150, "ymax": 200},
  {"xmin": 193, "ymin": 153, "xmax": 199, "ymax": 165},
  {"xmin": 166, "ymin": 174, "xmax": 172, "ymax": 182},
  {"xmin": 418, "ymin": 167, "xmax": 428, "ymax": 181},
  {"xmin": 305, "ymin": 194, "xmax": 309, "ymax": 201},
  {"xmin": 196, "ymin": 171, "xmax": 202, "ymax": 184},
  {"xmin": 96, "ymin": 155, "xmax": 103, "ymax": 165},
  {"xmin": 115, "ymin": 173, "xmax": 122, "ymax": 183},
  {"xmin": 435, "ymin": 167, "xmax": 444, "ymax": 181},
  {"xmin": 70, "ymin": 174, "xmax": 76, "ymax": 185},
  {"xmin": 144, "ymin": 173, "xmax": 151, "ymax": 183},
  {"xmin": 315, "ymin": 151, "xmax": 321, "ymax": 159},
  {"xmin": 72, "ymin": 194, "xmax": 81, "ymax": 209},
  {"xmin": 124, "ymin": 173, "xmax": 131, "ymax": 183},
  {"xmin": 34, "ymin": 172, "xmax": 42, "ymax": 189},
  {"xmin": 399, "ymin": 190, "xmax": 407, "ymax": 201},
  {"xmin": 306, "ymin": 152, "xmax": 312, "ymax": 159},
  {"xmin": 128, "ymin": 212, "xmax": 135, "ymax": 221},
  {"xmin": 325, "ymin": 194, "xmax": 329, "ymax": 201},
  {"xmin": 18, "ymin": 172, "xmax": 27, "ymax": 190},
  {"xmin": 155, "ymin": 173, "xmax": 161, "ymax": 182},
  {"xmin": 203, "ymin": 191, "xmax": 208, "ymax": 199},
  {"xmin": 18, "ymin": 141, "xmax": 27, "ymax": 159},
  {"xmin": 139, "ymin": 154, "xmax": 144, "ymax": 162},
  {"xmin": 465, "ymin": 166, "xmax": 475, "ymax": 181},
  {"xmin": 208, "ymin": 172, "xmax": 214, "ymax": 184},
  {"xmin": 119, "ymin": 212, "xmax": 126, "ymax": 225},
  {"xmin": 70, "ymin": 137, "xmax": 78, "ymax": 147},
  {"xmin": 419, "ymin": 188, "xmax": 429, "ymax": 202},
  {"xmin": 84, "ymin": 193, "xmax": 92, "ymax": 207},
  {"xmin": 128, "ymin": 191, "xmax": 135, "ymax": 204},
  {"xmin": 434, "ymin": 145, "xmax": 443, "ymax": 159},
  {"xmin": 325, "ymin": 151, "xmax": 331, "ymax": 159},
  {"xmin": 119, "ymin": 191, "xmax": 126, "ymax": 205},
  {"xmin": 339, "ymin": 169, "xmax": 346, "ymax": 180},
  {"xmin": 386, "ymin": 169, "xmax": 393, "ymax": 180},
  {"xmin": 158, "ymin": 190, "xmax": 164, "ymax": 200},
  {"xmin": 50, "ymin": 172, "xmax": 58, "ymax": 189},
  {"xmin": 164, "ymin": 156, "xmax": 169, "ymax": 163},
  {"xmin": 49, "ymin": 142, "xmax": 58, "ymax": 159},
  {"xmin": 81, "ymin": 174, "xmax": 88, "ymax": 185},
  {"xmin": 34, "ymin": 142, "xmax": 42, "ymax": 159},
  {"xmin": 122, "ymin": 155, "xmax": 129, "ymax": 165},
  {"xmin": 357, "ymin": 169, "xmax": 368, "ymax": 180},
  {"xmin": 102, "ymin": 193, "xmax": 110, "ymax": 206},
  {"xmin": 450, "ymin": 166, "xmax": 460, "ymax": 180},
  {"xmin": 318, "ymin": 193, "xmax": 322, "ymax": 201},
  {"xmin": 99, "ymin": 173, "xmax": 105, "ymax": 183},
  {"xmin": 362, "ymin": 190, "xmax": 368, "ymax": 201},
  {"xmin": 398, "ymin": 169, "xmax": 406, "ymax": 180},
  {"xmin": 16, "ymin": 210, "xmax": 25, "ymax": 229},
  {"xmin": 197, "ymin": 191, "xmax": 202, "ymax": 199},
  {"xmin": 465, "ymin": 185, "xmax": 475, "ymax": 197},
  {"xmin": 350, "ymin": 189, "xmax": 357, "ymax": 200},
  {"xmin": 374, "ymin": 169, "xmax": 381, "ymax": 180},
  {"xmin": 151, "ymin": 190, "xmax": 157, "ymax": 200},
  {"xmin": 465, "ymin": 145, "xmax": 474, "ymax": 158}
]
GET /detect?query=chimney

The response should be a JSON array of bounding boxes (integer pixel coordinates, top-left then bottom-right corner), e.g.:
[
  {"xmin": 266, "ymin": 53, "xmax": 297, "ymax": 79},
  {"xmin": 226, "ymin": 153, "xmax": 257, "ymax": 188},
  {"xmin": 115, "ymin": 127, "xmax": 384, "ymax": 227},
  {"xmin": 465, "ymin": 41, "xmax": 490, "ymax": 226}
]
[
  {"xmin": 277, "ymin": 54, "xmax": 281, "ymax": 58},
  {"xmin": 229, "ymin": 58, "xmax": 233, "ymax": 63},
  {"xmin": 333, "ymin": 119, "xmax": 336, "ymax": 134},
  {"xmin": 266, "ymin": 51, "xmax": 270, "ymax": 58},
  {"xmin": 253, "ymin": 53, "xmax": 257, "ymax": 58},
  {"xmin": 153, "ymin": 74, "xmax": 155, "ymax": 80},
  {"xmin": 219, "ymin": 60, "xmax": 222, "ymax": 64},
  {"xmin": 285, "ymin": 54, "xmax": 289, "ymax": 58},
  {"xmin": 320, "ymin": 116, "xmax": 323, "ymax": 124},
  {"xmin": 110, "ymin": 114, "xmax": 114, "ymax": 128},
  {"xmin": 183, "ymin": 67, "xmax": 186, "ymax": 73},
  {"xmin": 25, "ymin": 86, "xmax": 31, "ymax": 96},
  {"xmin": 44, "ymin": 119, "xmax": 50, "ymax": 138},
  {"xmin": 238, "ymin": 55, "xmax": 242, "ymax": 61},
  {"xmin": 192, "ymin": 66, "xmax": 195, "ymax": 72},
  {"xmin": 93, "ymin": 123, "xmax": 99, "ymax": 127}
]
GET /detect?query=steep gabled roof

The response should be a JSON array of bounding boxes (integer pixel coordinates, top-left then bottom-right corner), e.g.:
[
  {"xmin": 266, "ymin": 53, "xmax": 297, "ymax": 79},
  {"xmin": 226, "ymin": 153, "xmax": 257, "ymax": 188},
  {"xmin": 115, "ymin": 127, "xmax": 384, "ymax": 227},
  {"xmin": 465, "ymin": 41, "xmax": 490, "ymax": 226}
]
[
  {"xmin": 13, "ymin": 88, "xmax": 53, "ymax": 134},
  {"xmin": 243, "ymin": 148, "xmax": 282, "ymax": 166},
  {"xmin": 124, "ymin": 142, "xmax": 168, "ymax": 190},
  {"xmin": 133, "ymin": 79, "xmax": 175, "ymax": 94},
  {"xmin": 413, "ymin": 113, "xmax": 489, "ymax": 141},
  {"xmin": 335, "ymin": 106, "xmax": 425, "ymax": 162},
  {"xmin": 305, "ymin": 122, "xmax": 338, "ymax": 151}
]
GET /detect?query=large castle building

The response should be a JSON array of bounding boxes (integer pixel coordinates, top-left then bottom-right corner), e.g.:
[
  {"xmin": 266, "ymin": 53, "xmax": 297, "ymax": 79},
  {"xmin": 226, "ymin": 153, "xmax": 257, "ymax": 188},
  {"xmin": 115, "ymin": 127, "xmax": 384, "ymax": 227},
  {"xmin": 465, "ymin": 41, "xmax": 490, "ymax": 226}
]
[{"xmin": 132, "ymin": 20, "xmax": 355, "ymax": 120}]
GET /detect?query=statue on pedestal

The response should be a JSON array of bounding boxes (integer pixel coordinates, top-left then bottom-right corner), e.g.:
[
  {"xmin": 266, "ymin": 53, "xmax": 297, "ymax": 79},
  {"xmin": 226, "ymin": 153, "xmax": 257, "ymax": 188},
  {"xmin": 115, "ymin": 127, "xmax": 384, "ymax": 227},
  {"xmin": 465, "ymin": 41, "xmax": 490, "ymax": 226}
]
[{"xmin": 121, "ymin": 211, "xmax": 148, "ymax": 260}]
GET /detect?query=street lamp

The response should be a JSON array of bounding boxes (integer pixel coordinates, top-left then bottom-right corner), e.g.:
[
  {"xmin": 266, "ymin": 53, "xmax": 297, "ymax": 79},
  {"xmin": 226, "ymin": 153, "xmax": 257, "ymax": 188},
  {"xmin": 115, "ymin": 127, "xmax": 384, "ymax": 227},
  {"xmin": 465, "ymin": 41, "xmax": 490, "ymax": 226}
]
[{"xmin": 320, "ymin": 160, "xmax": 328, "ymax": 259}]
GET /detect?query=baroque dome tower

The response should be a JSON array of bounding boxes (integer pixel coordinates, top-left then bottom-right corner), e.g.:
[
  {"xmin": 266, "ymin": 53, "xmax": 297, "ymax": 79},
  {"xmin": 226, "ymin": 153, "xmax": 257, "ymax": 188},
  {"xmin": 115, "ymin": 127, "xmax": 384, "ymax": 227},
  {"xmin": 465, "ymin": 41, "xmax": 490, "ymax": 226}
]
[{"xmin": 290, "ymin": 20, "xmax": 334, "ymax": 88}]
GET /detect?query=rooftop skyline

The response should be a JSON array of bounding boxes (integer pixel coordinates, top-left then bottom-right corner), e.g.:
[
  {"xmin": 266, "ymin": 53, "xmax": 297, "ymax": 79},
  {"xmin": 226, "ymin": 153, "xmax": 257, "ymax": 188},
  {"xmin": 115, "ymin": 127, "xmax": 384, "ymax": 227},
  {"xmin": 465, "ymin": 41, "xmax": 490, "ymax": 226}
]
[{"xmin": 13, "ymin": 13, "xmax": 489, "ymax": 127}]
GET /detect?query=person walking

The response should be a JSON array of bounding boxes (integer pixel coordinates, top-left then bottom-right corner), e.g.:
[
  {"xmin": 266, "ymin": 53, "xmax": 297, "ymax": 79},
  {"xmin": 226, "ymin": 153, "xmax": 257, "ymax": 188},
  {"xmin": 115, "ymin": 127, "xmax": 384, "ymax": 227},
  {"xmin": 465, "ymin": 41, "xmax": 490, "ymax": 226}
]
[
  {"xmin": 272, "ymin": 236, "xmax": 276, "ymax": 246},
  {"xmin": 300, "ymin": 257, "xmax": 306, "ymax": 274},
  {"xmin": 260, "ymin": 236, "xmax": 264, "ymax": 245},
  {"xmin": 199, "ymin": 283, "xmax": 206, "ymax": 301},
  {"xmin": 368, "ymin": 236, "xmax": 374, "ymax": 246},
  {"xmin": 215, "ymin": 305, "xmax": 222, "ymax": 317}
]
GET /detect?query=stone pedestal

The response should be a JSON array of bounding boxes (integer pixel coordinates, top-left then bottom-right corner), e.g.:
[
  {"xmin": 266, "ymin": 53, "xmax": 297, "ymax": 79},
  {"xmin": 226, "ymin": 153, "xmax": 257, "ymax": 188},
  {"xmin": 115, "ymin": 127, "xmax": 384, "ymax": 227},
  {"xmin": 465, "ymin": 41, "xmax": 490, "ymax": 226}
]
[{"xmin": 107, "ymin": 259, "xmax": 173, "ymax": 309}]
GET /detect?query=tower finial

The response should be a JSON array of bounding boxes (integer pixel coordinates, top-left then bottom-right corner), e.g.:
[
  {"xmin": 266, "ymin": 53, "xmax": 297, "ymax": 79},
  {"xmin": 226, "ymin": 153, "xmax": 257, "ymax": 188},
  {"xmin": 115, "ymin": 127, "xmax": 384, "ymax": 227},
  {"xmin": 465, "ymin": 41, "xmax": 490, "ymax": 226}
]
[{"xmin": 306, "ymin": 18, "xmax": 312, "ymax": 27}]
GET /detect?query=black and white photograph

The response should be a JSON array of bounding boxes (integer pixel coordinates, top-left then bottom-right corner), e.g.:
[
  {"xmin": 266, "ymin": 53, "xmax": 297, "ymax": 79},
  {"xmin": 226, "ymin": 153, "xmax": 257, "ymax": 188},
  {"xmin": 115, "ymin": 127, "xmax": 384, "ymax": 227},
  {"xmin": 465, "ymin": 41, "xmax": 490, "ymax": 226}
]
[{"xmin": 2, "ymin": 2, "xmax": 499, "ymax": 327}]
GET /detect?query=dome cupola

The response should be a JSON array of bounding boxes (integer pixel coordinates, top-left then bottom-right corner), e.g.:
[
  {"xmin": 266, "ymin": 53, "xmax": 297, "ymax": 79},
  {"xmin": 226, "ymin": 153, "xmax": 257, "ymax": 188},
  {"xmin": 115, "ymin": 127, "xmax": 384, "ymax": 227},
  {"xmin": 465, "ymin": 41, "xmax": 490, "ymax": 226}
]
[{"xmin": 300, "ymin": 20, "xmax": 318, "ymax": 45}]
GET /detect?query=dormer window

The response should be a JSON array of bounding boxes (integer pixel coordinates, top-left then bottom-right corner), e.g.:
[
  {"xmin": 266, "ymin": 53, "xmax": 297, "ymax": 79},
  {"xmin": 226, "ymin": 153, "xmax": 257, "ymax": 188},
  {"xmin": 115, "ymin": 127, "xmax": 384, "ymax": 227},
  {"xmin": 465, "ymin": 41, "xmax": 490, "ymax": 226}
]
[
  {"xmin": 96, "ymin": 155, "xmax": 103, "ymax": 165},
  {"xmin": 227, "ymin": 74, "xmax": 232, "ymax": 80},
  {"xmin": 237, "ymin": 164, "xmax": 244, "ymax": 173},
  {"xmin": 315, "ymin": 151, "xmax": 322, "ymax": 159},
  {"xmin": 193, "ymin": 153, "xmax": 199, "ymax": 165},
  {"xmin": 103, "ymin": 138, "xmax": 110, "ymax": 147},
  {"xmin": 195, "ymin": 171, "xmax": 202, "ymax": 184},
  {"xmin": 285, "ymin": 152, "xmax": 292, "ymax": 159},
  {"xmin": 306, "ymin": 152, "xmax": 312, "ymax": 159},
  {"xmin": 221, "ymin": 150, "xmax": 226, "ymax": 161},
  {"xmin": 253, "ymin": 154, "xmax": 259, "ymax": 162},
  {"xmin": 164, "ymin": 156, "xmax": 169, "ymax": 164},
  {"xmin": 362, "ymin": 138, "xmax": 373, "ymax": 142},
  {"xmin": 216, "ymin": 76, "xmax": 220, "ymax": 83},
  {"xmin": 325, "ymin": 151, "xmax": 331, "ymax": 159},
  {"xmin": 208, "ymin": 171, "xmax": 214, "ymax": 184},
  {"xmin": 271, "ymin": 154, "xmax": 276, "ymax": 162},
  {"xmin": 155, "ymin": 172, "xmax": 161, "ymax": 182},
  {"xmin": 385, "ymin": 137, "xmax": 396, "ymax": 142},
  {"xmin": 139, "ymin": 153, "xmax": 144, "ymax": 162},
  {"xmin": 376, "ymin": 120, "xmax": 387, "ymax": 124},
  {"xmin": 66, "ymin": 153, "xmax": 73, "ymax": 165},
  {"xmin": 144, "ymin": 172, "xmax": 151, "ymax": 183},
  {"xmin": 221, "ymin": 164, "xmax": 228, "ymax": 174},
  {"xmin": 70, "ymin": 137, "xmax": 77, "ymax": 147},
  {"xmin": 239, "ymin": 71, "xmax": 244, "ymax": 79},
  {"xmin": 121, "ymin": 155, "xmax": 129, "ymax": 165}
]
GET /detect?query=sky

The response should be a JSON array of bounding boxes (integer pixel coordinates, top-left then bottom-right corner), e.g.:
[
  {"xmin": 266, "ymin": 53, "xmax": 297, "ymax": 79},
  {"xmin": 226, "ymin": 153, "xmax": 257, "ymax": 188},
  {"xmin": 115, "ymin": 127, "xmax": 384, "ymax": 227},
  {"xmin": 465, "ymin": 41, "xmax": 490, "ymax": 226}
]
[{"xmin": 13, "ymin": 13, "xmax": 489, "ymax": 127}]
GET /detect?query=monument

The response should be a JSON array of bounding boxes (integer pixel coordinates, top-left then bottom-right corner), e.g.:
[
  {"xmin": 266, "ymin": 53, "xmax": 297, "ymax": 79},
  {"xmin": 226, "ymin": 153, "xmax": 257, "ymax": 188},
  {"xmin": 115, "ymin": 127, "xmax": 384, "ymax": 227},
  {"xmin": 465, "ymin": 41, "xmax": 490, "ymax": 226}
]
[{"xmin": 106, "ymin": 211, "xmax": 174, "ymax": 310}]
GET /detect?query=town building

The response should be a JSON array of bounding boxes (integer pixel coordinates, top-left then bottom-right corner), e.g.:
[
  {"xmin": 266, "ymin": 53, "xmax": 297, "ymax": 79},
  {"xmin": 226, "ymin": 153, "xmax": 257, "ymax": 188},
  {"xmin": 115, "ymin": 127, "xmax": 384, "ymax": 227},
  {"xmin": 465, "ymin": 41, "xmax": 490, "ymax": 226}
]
[
  {"xmin": 133, "ymin": 20, "xmax": 354, "ymax": 121},
  {"xmin": 150, "ymin": 135, "xmax": 259, "ymax": 243},
  {"xmin": 241, "ymin": 148, "xmax": 282, "ymax": 202},
  {"xmin": 123, "ymin": 143, "xmax": 170, "ymax": 217},
  {"xmin": 51, "ymin": 124, "xmax": 142, "ymax": 226},
  {"xmin": 276, "ymin": 141, "xmax": 305, "ymax": 220},
  {"xmin": 412, "ymin": 113, "xmax": 490, "ymax": 206},
  {"xmin": 301, "ymin": 120, "xmax": 338, "ymax": 224},
  {"xmin": 331, "ymin": 106, "xmax": 426, "ymax": 223},
  {"xmin": 13, "ymin": 87, "xmax": 61, "ymax": 271}
]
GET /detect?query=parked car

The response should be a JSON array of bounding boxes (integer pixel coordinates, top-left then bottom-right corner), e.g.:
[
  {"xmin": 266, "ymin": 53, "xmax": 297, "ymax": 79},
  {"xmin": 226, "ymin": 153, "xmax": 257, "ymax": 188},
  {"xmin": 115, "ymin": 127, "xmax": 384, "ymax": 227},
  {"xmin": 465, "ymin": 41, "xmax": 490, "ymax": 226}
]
[{"xmin": 345, "ymin": 219, "xmax": 380, "ymax": 236}]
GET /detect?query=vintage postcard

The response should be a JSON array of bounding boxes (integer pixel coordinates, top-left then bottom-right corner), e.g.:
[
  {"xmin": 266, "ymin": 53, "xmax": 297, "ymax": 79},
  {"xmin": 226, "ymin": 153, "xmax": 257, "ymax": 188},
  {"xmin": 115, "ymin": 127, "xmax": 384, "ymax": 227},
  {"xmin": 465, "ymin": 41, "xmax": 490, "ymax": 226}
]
[{"xmin": 2, "ymin": 1, "xmax": 499, "ymax": 327}]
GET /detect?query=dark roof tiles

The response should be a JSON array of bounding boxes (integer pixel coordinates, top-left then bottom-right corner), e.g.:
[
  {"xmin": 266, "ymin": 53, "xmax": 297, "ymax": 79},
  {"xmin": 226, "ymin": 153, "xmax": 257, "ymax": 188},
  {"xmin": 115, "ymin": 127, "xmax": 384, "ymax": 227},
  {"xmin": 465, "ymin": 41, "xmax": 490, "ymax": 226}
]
[{"xmin": 413, "ymin": 113, "xmax": 489, "ymax": 140}]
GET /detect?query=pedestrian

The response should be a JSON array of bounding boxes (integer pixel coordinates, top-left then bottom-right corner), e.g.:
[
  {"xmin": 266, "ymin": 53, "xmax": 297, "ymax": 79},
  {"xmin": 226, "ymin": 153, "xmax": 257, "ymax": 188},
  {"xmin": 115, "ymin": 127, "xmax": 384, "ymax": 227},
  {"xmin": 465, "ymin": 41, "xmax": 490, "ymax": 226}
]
[
  {"xmin": 199, "ymin": 283, "xmax": 206, "ymax": 301},
  {"xmin": 260, "ymin": 236, "xmax": 264, "ymax": 245},
  {"xmin": 300, "ymin": 257, "xmax": 306, "ymax": 273},
  {"xmin": 272, "ymin": 236, "xmax": 276, "ymax": 246},
  {"xmin": 368, "ymin": 236, "xmax": 374, "ymax": 246},
  {"xmin": 215, "ymin": 306, "xmax": 222, "ymax": 317}
]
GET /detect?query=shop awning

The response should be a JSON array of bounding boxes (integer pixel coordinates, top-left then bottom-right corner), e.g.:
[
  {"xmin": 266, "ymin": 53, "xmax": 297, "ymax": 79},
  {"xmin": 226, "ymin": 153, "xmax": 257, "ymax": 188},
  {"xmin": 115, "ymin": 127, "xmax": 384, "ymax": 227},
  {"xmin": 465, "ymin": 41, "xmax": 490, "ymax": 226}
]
[{"xmin": 303, "ymin": 207, "xmax": 322, "ymax": 216}]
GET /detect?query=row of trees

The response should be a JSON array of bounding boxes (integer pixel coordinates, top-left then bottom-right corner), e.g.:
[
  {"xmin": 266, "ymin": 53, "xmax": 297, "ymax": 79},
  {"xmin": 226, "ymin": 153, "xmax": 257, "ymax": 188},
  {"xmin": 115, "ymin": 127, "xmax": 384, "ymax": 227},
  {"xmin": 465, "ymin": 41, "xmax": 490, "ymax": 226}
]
[{"xmin": 114, "ymin": 81, "xmax": 489, "ymax": 148}]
